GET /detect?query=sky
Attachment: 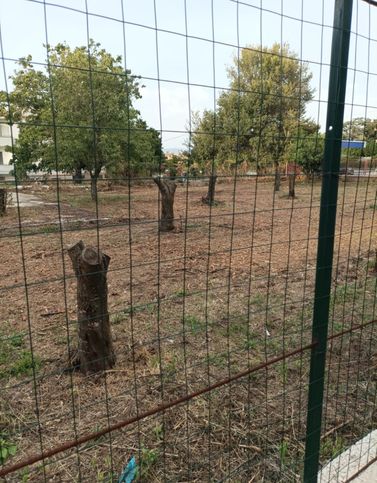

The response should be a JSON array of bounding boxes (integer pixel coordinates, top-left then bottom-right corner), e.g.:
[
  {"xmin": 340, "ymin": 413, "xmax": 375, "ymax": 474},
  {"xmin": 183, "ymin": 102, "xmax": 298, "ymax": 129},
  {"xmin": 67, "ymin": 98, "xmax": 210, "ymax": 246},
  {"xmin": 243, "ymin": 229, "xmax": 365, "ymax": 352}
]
[{"xmin": 1, "ymin": 0, "xmax": 377, "ymax": 151}]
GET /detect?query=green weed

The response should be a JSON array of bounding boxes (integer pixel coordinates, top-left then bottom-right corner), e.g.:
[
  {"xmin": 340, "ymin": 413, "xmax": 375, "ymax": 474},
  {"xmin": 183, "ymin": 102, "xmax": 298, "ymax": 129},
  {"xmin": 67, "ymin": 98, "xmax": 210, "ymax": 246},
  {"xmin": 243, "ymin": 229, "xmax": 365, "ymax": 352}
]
[
  {"xmin": 184, "ymin": 315, "xmax": 205, "ymax": 334},
  {"xmin": 320, "ymin": 435, "xmax": 346, "ymax": 461},
  {"xmin": 153, "ymin": 423, "xmax": 163, "ymax": 442},
  {"xmin": 163, "ymin": 353, "xmax": 178, "ymax": 382},
  {"xmin": 110, "ymin": 312, "xmax": 125, "ymax": 325},
  {"xmin": 0, "ymin": 331, "xmax": 41, "ymax": 379},
  {"xmin": 124, "ymin": 302, "xmax": 156, "ymax": 316},
  {"xmin": 279, "ymin": 440, "xmax": 288, "ymax": 466},
  {"xmin": 0, "ymin": 437, "xmax": 17, "ymax": 464},
  {"xmin": 228, "ymin": 319, "xmax": 249, "ymax": 337},
  {"xmin": 185, "ymin": 223, "xmax": 201, "ymax": 229},
  {"xmin": 208, "ymin": 352, "xmax": 228, "ymax": 368},
  {"xmin": 40, "ymin": 224, "xmax": 61, "ymax": 234},
  {"xmin": 8, "ymin": 333, "xmax": 24, "ymax": 347},
  {"xmin": 250, "ymin": 293, "xmax": 266, "ymax": 307},
  {"xmin": 138, "ymin": 447, "xmax": 158, "ymax": 480},
  {"xmin": 277, "ymin": 361, "xmax": 288, "ymax": 384},
  {"xmin": 331, "ymin": 320, "xmax": 343, "ymax": 332},
  {"xmin": 8, "ymin": 351, "xmax": 42, "ymax": 378},
  {"xmin": 20, "ymin": 469, "xmax": 30, "ymax": 482},
  {"xmin": 101, "ymin": 194, "xmax": 129, "ymax": 203},
  {"xmin": 243, "ymin": 336, "xmax": 258, "ymax": 351}
]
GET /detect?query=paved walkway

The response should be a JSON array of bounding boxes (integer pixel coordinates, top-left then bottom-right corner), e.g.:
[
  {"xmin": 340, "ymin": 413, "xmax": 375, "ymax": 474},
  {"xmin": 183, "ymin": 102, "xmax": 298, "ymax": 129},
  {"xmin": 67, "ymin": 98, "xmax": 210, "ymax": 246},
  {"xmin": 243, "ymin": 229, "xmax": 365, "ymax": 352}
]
[
  {"xmin": 9, "ymin": 191, "xmax": 55, "ymax": 207},
  {"xmin": 318, "ymin": 430, "xmax": 377, "ymax": 482}
]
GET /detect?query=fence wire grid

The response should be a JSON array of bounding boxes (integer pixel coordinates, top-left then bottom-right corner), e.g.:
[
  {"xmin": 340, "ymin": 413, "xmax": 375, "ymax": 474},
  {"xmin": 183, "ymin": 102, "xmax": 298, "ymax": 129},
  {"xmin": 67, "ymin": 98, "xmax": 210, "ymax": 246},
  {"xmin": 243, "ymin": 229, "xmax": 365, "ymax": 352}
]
[{"xmin": 0, "ymin": 0, "xmax": 376, "ymax": 482}]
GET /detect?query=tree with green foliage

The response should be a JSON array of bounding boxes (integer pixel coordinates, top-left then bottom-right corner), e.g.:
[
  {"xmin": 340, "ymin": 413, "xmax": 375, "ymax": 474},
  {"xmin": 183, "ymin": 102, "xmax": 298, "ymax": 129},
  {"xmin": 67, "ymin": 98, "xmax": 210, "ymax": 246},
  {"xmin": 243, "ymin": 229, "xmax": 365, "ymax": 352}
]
[
  {"xmin": 189, "ymin": 110, "xmax": 223, "ymax": 171},
  {"xmin": 286, "ymin": 121, "xmax": 324, "ymax": 179},
  {"xmin": 191, "ymin": 43, "xmax": 314, "ymax": 191},
  {"xmin": 189, "ymin": 110, "xmax": 224, "ymax": 203},
  {"xmin": 1, "ymin": 41, "xmax": 162, "ymax": 199},
  {"xmin": 342, "ymin": 117, "xmax": 377, "ymax": 159},
  {"xmin": 342, "ymin": 117, "xmax": 377, "ymax": 141}
]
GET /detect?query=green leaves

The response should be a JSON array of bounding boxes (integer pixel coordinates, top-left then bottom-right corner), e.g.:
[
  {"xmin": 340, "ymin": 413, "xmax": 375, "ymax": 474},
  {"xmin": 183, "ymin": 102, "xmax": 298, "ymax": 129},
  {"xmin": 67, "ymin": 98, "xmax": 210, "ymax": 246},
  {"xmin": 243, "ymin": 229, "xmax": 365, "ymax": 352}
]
[
  {"xmin": 0, "ymin": 438, "xmax": 17, "ymax": 464},
  {"xmin": 286, "ymin": 122, "xmax": 324, "ymax": 177},
  {"xmin": 1, "ymin": 41, "xmax": 161, "ymax": 183},
  {"xmin": 342, "ymin": 117, "xmax": 377, "ymax": 158},
  {"xmin": 190, "ymin": 43, "xmax": 314, "ymax": 173}
]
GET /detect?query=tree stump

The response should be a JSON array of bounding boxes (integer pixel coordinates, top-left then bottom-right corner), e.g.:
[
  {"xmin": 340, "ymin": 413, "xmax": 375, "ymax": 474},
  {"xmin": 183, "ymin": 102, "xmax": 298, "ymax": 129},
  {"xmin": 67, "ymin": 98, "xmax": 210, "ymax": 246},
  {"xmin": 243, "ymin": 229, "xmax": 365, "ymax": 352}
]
[
  {"xmin": 202, "ymin": 174, "xmax": 217, "ymax": 205},
  {"xmin": 153, "ymin": 176, "xmax": 177, "ymax": 232},
  {"xmin": 72, "ymin": 167, "xmax": 83, "ymax": 184},
  {"xmin": 274, "ymin": 165, "xmax": 281, "ymax": 192},
  {"xmin": 288, "ymin": 173, "xmax": 296, "ymax": 198},
  {"xmin": 90, "ymin": 176, "xmax": 98, "ymax": 201},
  {"xmin": 0, "ymin": 188, "xmax": 7, "ymax": 216},
  {"xmin": 68, "ymin": 241, "xmax": 116, "ymax": 373}
]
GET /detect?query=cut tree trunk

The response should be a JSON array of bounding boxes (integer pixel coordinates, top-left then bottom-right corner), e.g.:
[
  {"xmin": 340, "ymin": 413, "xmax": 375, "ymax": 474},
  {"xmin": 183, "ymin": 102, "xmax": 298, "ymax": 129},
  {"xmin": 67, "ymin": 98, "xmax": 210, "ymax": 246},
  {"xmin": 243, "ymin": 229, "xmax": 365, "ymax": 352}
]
[
  {"xmin": 288, "ymin": 174, "xmax": 296, "ymax": 198},
  {"xmin": 274, "ymin": 165, "xmax": 281, "ymax": 192},
  {"xmin": 202, "ymin": 174, "xmax": 217, "ymax": 205},
  {"xmin": 0, "ymin": 188, "xmax": 7, "ymax": 216},
  {"xmin": 73, "ymin": 167, "xmax": 83, "ymax": 184},
  {"xmin": 68, "ymin": 241, "xmax": 116, "ymax": 373},
  {"xmin": 90, "ymin": 176, "xmax": 98, "ymax": 201},
  {"xmin": 153, "ymin": 176, "xmax": 177, "ymax": 231}
]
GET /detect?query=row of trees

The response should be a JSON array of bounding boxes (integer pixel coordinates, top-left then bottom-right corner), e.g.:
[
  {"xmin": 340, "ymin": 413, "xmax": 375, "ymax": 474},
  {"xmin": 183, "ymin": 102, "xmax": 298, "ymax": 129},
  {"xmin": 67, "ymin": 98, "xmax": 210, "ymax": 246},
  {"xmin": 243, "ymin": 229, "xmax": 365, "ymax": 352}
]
[
  {"xmin": 2, "ymin": 41, "xmax": 375, "ymax": 203},
  {"xmin": 0, "ymin": 41, "xmax": 163, "ymax": 199},
  {"xmin": 342, "ymin": 118, "xmax": 377, "ymax": 158}
]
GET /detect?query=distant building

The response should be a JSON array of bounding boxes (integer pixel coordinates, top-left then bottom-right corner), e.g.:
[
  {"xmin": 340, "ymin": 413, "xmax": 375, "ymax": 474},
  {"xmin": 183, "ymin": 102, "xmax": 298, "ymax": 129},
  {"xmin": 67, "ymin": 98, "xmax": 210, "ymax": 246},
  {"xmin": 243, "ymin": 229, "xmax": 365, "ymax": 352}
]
[
  {"xmin": 0, "ymin": 119, "xmax": 19, "ymax": 179},
  {"xmin": 164, "ymin": 152, "xmax": 177, "ymax": 160},
  {"xmin": 341, "ymin": 140, "xmax": 366, "ymax": 149}
]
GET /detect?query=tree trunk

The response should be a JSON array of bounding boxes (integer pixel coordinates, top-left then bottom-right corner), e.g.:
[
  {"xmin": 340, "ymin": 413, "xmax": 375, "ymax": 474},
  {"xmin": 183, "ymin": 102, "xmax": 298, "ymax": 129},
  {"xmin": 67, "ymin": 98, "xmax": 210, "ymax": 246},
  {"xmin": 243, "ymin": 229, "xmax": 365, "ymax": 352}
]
[
  {"xmin": 90, "ymin": 176, "xmax": 98, "ymax": 201},
  {"xmin": 153, "ymin": 176, "xmax": 177, "ymax": 232},
  {"xmin": 202, "ymin": 174, "xmax": 217, "ymax": 205},
  {"xmin": 0, "ymin": 188, "xmax": 7, "ymax": 216},
  {"xmin": 73, "ymin": 167, "xmax": 83, "ymax": 184},
  {"xmin": 288, "ymin": 174, "xmax": 296, "ymax": 198},
  {"xmin": 274, "ymin": 164, "xmax": 281, "ymax": 192},
  {"xmin": 68, "ymin": 241, "xmax": 116, "ymax": 374}
]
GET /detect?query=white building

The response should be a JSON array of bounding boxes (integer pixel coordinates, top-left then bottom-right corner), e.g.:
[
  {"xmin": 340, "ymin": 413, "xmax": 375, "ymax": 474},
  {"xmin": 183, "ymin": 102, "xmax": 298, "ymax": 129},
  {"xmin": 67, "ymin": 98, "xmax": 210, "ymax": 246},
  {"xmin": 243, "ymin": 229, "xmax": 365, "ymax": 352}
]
[{"xmin": 0, "ymin": 120, "xmax": 18, "ymax": 179}]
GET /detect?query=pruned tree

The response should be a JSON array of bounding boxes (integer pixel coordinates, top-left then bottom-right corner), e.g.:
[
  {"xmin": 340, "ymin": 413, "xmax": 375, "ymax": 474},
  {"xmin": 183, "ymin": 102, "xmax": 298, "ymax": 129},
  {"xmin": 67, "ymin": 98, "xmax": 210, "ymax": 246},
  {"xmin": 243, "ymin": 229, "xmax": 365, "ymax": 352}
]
[
  {"xmin": 0, "ymin": 42, "xmax": 163, "ymax": 196},
  {"xmin": 287, "ymin": 124, "xmax": 324, "ymax": 181},
  {"xmin": 190, "ymin": 43, "xmax": 314, "ymax": 190},
  {"xmin": 220, "ymin": 44, "xmax": 313, "ymax": 189},
  {"xmin": 68, "ymin": 241, "xmax": 115, "ymax": 373},
  {"xmin": 0, "ymin": 188, "xmax": 8, "ymax": 216},
  {"xmin": 153, "ymin": 176, "xmax": 177, "ymax": 232},
  {"xmin": 189, "ymin": 110, "xmax": 222, "ymax": 204},
  {"xmin": 288, "ymin": 173, "xmax": 296, "ymax": 198},
  {"xmin": 202, "ymin": 174, "xmax": 217, "ymax": 205}
]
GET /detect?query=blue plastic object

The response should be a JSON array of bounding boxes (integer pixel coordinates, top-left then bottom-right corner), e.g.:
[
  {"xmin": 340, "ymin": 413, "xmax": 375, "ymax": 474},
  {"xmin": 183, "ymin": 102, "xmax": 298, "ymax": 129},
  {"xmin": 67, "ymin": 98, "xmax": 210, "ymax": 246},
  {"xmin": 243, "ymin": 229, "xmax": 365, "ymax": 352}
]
[{"xmin": 118, "ymin": 456, "xmax": 138, "ymax": 483}]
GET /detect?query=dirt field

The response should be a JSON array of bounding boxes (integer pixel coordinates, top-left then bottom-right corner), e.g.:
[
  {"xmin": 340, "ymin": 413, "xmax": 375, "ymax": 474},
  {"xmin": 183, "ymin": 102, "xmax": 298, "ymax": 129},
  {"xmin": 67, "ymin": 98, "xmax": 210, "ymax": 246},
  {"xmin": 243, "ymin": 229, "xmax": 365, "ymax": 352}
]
[{"xmin": 0, "ymin": 176, "xmax": 376, "ymax": 481}]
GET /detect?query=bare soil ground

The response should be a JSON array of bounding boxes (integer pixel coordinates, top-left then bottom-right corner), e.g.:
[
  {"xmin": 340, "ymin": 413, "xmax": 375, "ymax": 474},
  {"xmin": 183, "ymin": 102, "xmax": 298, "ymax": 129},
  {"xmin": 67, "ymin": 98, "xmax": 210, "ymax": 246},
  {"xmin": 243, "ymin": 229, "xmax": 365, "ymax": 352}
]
[{"xmin": 0, "ymin": 176, "xmax": 376, "ymax": 482}]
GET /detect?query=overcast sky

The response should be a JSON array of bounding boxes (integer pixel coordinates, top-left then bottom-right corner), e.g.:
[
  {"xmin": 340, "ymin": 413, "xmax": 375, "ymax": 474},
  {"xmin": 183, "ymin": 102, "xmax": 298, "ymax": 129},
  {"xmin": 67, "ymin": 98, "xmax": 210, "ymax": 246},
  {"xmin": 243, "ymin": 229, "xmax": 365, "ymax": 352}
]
[{"xmin": 1, "ymin": 0, "xmax": 377, "ymax": 151}]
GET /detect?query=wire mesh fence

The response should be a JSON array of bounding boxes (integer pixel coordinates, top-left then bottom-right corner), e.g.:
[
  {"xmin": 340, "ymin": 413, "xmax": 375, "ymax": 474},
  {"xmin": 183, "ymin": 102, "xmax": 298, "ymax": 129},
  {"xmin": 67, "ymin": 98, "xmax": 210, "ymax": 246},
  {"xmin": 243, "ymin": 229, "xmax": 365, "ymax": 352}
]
[{"xmin": 0, "ymin": 0, "xmax": 376, "ymax": 481}]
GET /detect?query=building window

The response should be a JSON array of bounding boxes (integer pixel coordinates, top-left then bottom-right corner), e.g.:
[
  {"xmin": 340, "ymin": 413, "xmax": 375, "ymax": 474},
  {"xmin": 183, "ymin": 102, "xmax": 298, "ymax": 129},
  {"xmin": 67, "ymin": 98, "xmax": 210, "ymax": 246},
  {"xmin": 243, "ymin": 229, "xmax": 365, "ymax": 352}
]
[
  {"xmin": 0, "ymin": 124, "xmax": 9, "ymax": 137},
  {"xmin": 0, "ymin": 152, "xmax": 3, "ymax": 165}
]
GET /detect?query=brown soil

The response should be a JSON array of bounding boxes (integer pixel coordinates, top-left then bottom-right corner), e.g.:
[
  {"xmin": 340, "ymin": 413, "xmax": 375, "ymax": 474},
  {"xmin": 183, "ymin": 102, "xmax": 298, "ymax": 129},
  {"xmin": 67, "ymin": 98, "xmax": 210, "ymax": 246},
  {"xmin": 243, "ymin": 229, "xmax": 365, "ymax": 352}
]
[{"xmin": 0, "ymin": 177, "xmax": 376, "ymax": 482}]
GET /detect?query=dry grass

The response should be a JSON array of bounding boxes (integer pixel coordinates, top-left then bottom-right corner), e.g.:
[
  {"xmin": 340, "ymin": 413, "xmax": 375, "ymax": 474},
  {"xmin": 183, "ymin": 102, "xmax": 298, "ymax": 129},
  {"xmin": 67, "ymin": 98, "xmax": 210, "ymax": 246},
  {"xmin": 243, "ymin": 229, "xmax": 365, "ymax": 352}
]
[{"xmin": 0, "ymin": 176, "xmax": 376, "ymax": 482}]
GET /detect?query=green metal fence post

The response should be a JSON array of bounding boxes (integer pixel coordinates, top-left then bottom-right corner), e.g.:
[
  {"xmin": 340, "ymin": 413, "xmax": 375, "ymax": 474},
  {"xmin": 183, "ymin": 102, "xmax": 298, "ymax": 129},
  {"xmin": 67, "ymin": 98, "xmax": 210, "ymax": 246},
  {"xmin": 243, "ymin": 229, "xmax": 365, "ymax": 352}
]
[{"xmin": 303, "ymin": 0, "xmax": 353, "ymax": 481}]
